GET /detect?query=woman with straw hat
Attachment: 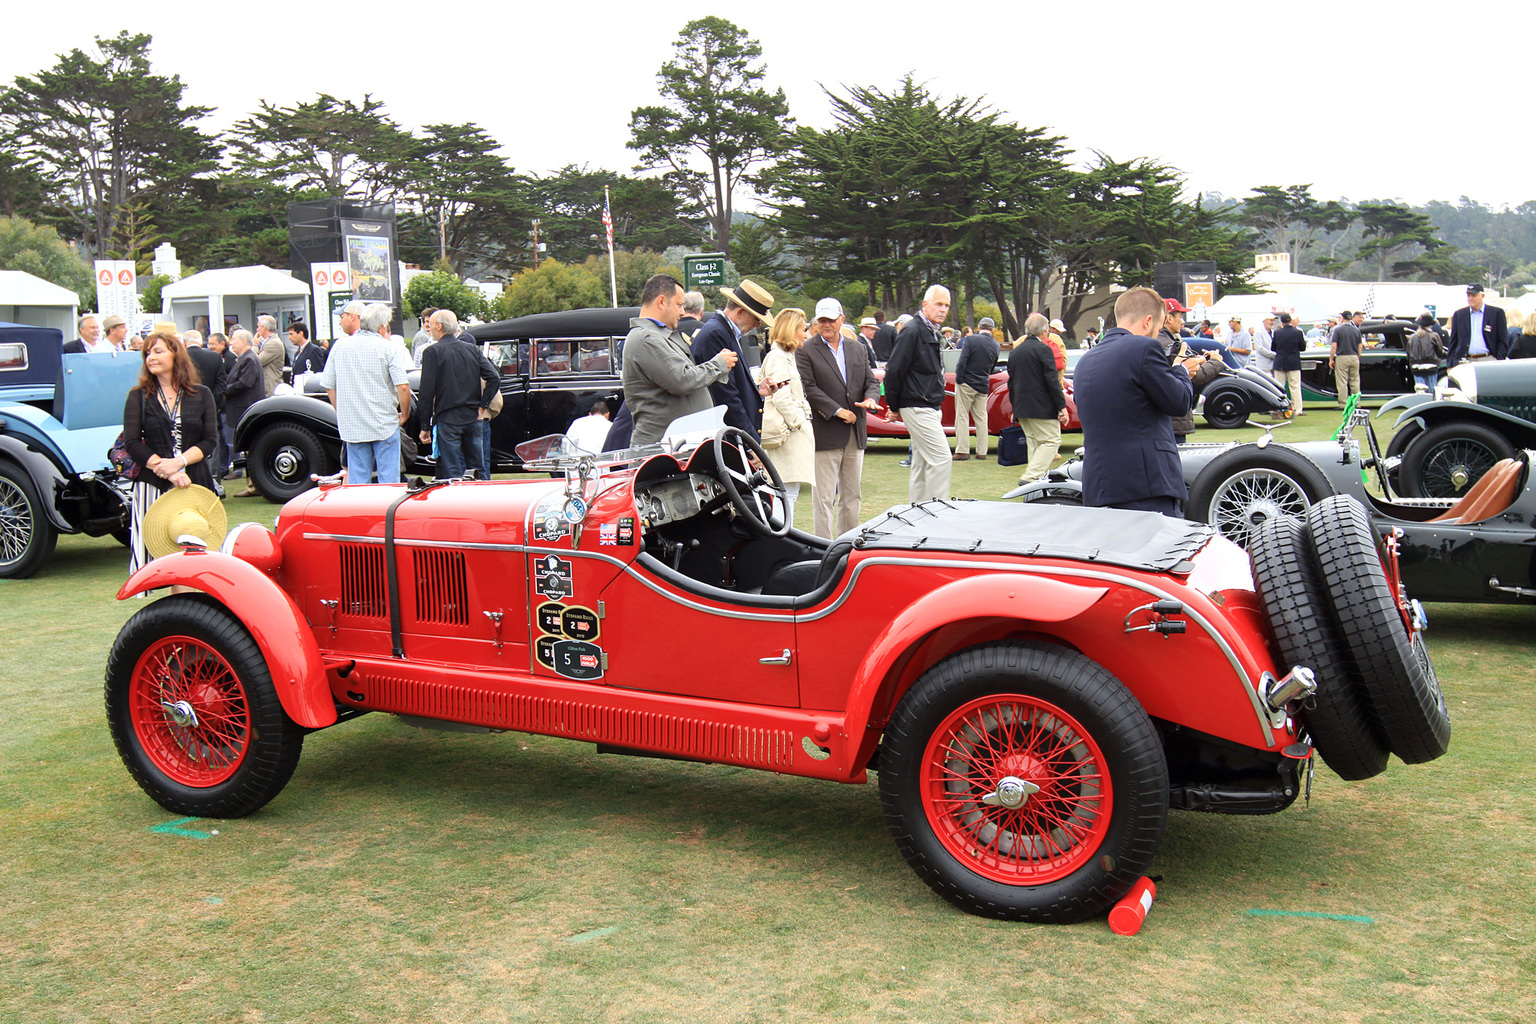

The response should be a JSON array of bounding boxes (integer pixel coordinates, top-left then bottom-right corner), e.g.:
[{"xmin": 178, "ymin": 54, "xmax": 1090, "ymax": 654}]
[{"xmin": 121, "ymin": 327, "xmax": 219, "ymax": 576}]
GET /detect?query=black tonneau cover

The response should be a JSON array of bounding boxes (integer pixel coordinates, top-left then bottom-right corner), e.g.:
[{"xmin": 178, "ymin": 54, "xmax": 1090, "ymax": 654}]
[{"xmin": 854, "ymin": 500, "xmax": 1214, "ymax": 574}]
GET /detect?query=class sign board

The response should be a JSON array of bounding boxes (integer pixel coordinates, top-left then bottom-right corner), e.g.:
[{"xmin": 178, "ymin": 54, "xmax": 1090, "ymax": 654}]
[{"xmin": 684, "ymin": 253, "xmax": 727, "ymax": 291}]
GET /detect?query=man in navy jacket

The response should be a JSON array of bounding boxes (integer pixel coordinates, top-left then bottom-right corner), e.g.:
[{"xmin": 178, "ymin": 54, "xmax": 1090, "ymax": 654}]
[
  {"xmin": 1073, "ymin": 287, "xmax": 1198, "ymax": 516},
  {"xmin": 690, "ymin": 279, "xmax": 776, "ymax": 441},
  {"xmin": 1447, "ymin": 284, "xmax": 1509, "ymax": 366}
]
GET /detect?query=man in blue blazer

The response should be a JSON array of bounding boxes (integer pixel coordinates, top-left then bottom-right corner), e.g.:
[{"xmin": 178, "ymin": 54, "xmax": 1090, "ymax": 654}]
[
  {"xmin": 690, "ymin": 279, "xmax": 776, "ymax": 441},
  {"xmin": 1446, "ymin": 284, "xmax": 1509, "ymax": 366},
  {"xmin": 1073, "ymin": 287, "xmax": 1198, "ymax": 517}
]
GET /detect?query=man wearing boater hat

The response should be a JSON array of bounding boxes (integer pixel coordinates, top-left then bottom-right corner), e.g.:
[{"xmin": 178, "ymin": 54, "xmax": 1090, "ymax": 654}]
[{"xmin": 691, "ymin": 279, "xmax": 775, "ymax": 441}]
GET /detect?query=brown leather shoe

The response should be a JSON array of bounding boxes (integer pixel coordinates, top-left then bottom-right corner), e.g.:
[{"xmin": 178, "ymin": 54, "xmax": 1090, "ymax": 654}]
[
  {"xmin": 951, "ymin": 452, "xmax": 970, "ymax": 461},
  {"xmin": 974, "ymin": 453, "xmax": 988, "ymax": 460},
  {"xmin": 236, "ymin": 486, "xmax": 260, "ymax": 498}
]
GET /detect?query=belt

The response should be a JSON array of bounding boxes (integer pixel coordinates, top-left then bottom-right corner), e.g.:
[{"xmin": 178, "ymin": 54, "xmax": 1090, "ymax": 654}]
[{"xmin": 1468, "ymin": 353, "xmax": 1492, "ymax": 360}]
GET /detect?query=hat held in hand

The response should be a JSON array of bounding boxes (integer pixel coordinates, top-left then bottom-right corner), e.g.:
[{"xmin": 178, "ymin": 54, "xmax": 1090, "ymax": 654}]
[{"xmin": 142, "ymin": 485, "xmax": 228, "ymax": 558}]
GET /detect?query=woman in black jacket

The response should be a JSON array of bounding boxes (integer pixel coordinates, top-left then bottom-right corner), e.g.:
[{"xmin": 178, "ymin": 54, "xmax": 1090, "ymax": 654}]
[{"xmin": 122, "ymin": 329, "xmax": 218, "ymax": 576}]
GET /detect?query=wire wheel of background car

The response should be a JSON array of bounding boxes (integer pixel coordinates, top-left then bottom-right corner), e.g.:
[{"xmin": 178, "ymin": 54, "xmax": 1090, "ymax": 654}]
[
  {"xmin": 1398, "ymin": 422, "xmax": 1515, "ymax": 499},
  {"xmin": 1187, "ymin": 447, "xmax": 1331, "ymax": 550},
  {"xmin": 0, "ymin": 461, "xmax": 58, "ymax": 579},
  {"xmin": 1249, "ymin": 517, "xmax": 1388, "ymax": 780},
  {"xmin": 878, "ymin": 641, "xmax": 1167, "ymax": 923},
  {"xmin": 1203, "ymin": 390, "xmax": 1249, "ymax": 429},
  {"xmin": 247, "ymin": 423, "xmax": 336, "ymax": 503},
  {"xmin": 1304, "ymin": 496, "xmax": 1450, "ymax": 764},
  {"xmin": 105, "ymin": 595, "xmax": 304, "ymax": 817}
]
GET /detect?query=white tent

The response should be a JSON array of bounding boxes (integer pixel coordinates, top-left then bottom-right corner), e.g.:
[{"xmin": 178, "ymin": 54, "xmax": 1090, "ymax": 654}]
[
  {"xmin": 1207, "ymin": 270, "xmax": 1496, "ymax": 328},
  {"xmin": 161, "ymin": 265, "xmax": 312, "ymax": 336},
  {"xmin": 0, "ymin": 269, "xmax": 80, "ymax": 335}
]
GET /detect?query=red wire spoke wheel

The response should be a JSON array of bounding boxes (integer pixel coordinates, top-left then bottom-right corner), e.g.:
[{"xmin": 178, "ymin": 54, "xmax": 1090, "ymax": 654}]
[
  {"xmin": 880, "ymin": 641, "xmax": 1166, "ymax": 923},
  {"xmin": 921, "ymin": 695, "xmax": 1111, "ymax": 885},
  {"xmin": 106, "ymin": 595, "xmax": 304, "ymax": 817},
  {"xmin": 128, "ymin": 636, "xmax": 251, "ymax": 787}
]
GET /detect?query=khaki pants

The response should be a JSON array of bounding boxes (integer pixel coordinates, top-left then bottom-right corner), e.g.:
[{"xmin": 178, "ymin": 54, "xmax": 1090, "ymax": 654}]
[
  {"xmin": 1018, "ymin": 418, "xmax": 1062, "ymax": 483},
  {"xmin": 1334, "ymin": 354, "xmax": 1360, "ymax": 405},
  {"xmin": 1273, "ymin": 369, "xmax": 1303, "ymax": 416},
  {"xmin": 953, "ymin": 383, "xmax": 988, "ymax": 456},
  {"xmin": 812, "ymin": 436, "xmax": 864, "ymax": 538},
  {"xmin": 899, "ymin": 406, "xmax": 951, "ymax": 502}
]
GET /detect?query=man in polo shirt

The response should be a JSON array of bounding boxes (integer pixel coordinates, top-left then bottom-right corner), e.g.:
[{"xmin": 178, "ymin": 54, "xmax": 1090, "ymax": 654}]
[
  {"xmin": 319, "ymin": 301, "xmax": 413, "ymax": 484},
  {"xmin": 1447, "ymin": 284, "xmax": 1509, "ymax": 367},
  {"xmin": 1226, "ymin": 316, "xmax": 1252, "ymax": 367},
  {"xmin": 884, "ymin": 285, "xmax": 953, "ymax": 501},
  {"xmin": 1328, "ymin": 310, "xmax": 1364, "ymax": 408}
]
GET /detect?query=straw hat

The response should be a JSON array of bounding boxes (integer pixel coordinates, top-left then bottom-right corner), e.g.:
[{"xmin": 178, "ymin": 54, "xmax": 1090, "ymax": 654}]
[
  {"xmin": 142, "ymin": 485, "xmax": 228, "ymax": 558},
  {"xmin": 718, "ymin": 279, "xmax": 776, "ymax": 326}
]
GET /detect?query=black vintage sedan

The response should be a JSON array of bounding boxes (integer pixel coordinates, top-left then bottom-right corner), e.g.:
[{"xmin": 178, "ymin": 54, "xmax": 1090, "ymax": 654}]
[
  {"xmin": 235, "ymin": 308, "xmax": 631, "ymax": 502},
  {"xmin": 1299, "ymin": 318, "xmax": 1424, "ymax": 404}
]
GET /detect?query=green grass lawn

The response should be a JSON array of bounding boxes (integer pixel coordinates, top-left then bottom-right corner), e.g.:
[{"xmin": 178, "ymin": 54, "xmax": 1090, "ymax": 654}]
[{"xmin": 1, "ymin": 403, "xmax": 1532, "ymax": 1023}]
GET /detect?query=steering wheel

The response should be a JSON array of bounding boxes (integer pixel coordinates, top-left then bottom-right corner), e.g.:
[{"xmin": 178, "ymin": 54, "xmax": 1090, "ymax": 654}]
[{"xmin": 711, "ymin": 427, "xmax": 790, "ymax": 537}]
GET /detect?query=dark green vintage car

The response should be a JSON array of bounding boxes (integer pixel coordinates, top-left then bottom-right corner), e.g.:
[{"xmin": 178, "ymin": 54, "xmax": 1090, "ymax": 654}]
[
  {"xmin": 1300, "ymin": 318, "xmax": 1423, "ymax": 404},
  {"xmin": 1382, "ymin": 358, "xmax": 1536, "ymax": 497}
]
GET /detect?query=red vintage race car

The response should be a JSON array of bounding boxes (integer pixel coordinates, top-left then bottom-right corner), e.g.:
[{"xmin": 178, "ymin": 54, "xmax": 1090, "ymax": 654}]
[{"xmin": 104, "ymin": 423, "xmax": 1447, "ymax": 924}]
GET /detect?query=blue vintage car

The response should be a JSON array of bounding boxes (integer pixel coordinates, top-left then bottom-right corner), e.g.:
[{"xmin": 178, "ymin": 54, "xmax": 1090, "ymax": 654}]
[{"xmin": 0, "ymin": 323, "xmax": 138, "ymax": 578}]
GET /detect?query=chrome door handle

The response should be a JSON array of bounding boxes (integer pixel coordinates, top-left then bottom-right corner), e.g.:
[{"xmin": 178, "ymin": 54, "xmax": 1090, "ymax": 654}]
[{"xmin": 759, "ymin": 649, "xmax": 792, "ymax": 666}]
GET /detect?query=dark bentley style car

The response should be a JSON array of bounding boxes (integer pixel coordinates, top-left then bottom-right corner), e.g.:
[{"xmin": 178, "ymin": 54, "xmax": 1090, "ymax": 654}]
[
  {"xmin": 1299, "ymin": 318, "xmax": 1423, "ymax": 404},
  {"xmin": 235, "ymin": 308, "xmax": 631, "ymax": 502}
]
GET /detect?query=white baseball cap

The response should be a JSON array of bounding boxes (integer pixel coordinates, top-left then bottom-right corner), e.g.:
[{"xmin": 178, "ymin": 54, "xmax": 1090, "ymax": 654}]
[{"xmin": 814, "ymin": 297, "xmax": 843, "ymax": 321}]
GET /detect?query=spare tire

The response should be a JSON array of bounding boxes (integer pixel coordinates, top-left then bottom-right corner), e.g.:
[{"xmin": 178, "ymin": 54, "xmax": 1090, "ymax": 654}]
[
  {"xmin": 1187, "ymin": 445, "xmax": 1332, "ymax": 550},
  {"xmin": 1249, "ymin": 516, "xmax": 1388, "ymax": 780},
  {"xmin": 1305, "ymin": 495, "xmax": 1450, "ymax": 764}
]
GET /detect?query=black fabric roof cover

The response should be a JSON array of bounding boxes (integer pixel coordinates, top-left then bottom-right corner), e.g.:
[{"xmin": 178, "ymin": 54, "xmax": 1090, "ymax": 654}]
[
  {"xmin": 472, "ymin": 307, "xmax": 641, "ymax": 343},
  {"xmin": 853, "ymin": 500, "xmax": 1215, "ymax": 574}
]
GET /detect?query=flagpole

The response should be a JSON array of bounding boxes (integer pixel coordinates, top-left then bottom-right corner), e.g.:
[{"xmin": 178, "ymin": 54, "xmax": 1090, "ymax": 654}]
[{"xmin": 604, "ymin": 186, "xmax": 618, "ymax": 308}]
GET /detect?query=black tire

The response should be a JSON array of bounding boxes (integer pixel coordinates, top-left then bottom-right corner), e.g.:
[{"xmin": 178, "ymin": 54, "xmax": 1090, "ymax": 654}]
[
  {"xmin": 0, "ymin": 460, "xmax": 58, "ymax": 579},
  {"xmin": 247, "ymin": 423, "xmax": 336, "ymax": 503},
  {"xmin": 1398, "ymin": 421, "xmax": 1515, "ymax": 499},
  {"xmin": 105, "ymin": 595, "xmax": 304, "ymax": 816},
  {"xmin": 1203, "ymin": 388, "xmax": 1250, "ymax": 429},
  {"xmin": 878, "ymin": 641, "xmax": 1167, "ymax": 923},
  {"xmin": 1249, "ymin": 517, "xmax": 1388, "ymax": 780},
  {"xmin": 1187, "ymin": 446, "xmax": 1332, "ymax": 550},
  {"xmin": 1304, "ymin": 495, "xmax": 1450, "ymax": 764}
]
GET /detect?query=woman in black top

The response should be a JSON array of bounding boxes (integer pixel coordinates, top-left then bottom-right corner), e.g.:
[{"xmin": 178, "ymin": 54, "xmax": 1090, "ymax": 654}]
[
  {"xmin": 122, "ymin": 329, "xmax": 218, "ymax": 576},
  {"xmin": 1512, "ymin": 312, "xmax": 1536, "ymax": 360}
]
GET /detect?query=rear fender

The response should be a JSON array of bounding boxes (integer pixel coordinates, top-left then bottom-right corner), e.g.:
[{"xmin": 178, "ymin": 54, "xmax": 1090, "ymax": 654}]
[
  {"xmin": 117, "ymin": 550, "xmax": 337, "ymax": 728},
  {"xmin": 0, "ymin": 434, "xmax": 73, "ymax": 532},
  {"xmin": 1379, "ymin": 392, "xmax": 1434, "ymax": 420},
  {"xmin": 838, "ymin": 574, "xmax": 1107, "ymax": 776},
  {"xmin": 233, "ymin": 394, "xmax": 340, "ymax": 451}
]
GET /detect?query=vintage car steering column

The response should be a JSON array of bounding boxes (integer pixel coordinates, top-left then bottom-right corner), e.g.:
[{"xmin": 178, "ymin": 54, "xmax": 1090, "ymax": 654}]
[{"xmin": 711, "ymin": 426, "xmax": 790, "ymax": 537}]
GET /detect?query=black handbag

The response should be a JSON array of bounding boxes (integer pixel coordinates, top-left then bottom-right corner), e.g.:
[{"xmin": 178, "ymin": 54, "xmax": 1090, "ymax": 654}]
[{"xmin": 108, "ymin": 394, "xmax": 145, "ymax": 481}]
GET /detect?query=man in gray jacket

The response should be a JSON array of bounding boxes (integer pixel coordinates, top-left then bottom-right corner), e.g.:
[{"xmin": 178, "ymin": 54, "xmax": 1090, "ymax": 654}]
[{"xmin": 623, "ymin": 274, "xmax": 738, "ymax": 445}]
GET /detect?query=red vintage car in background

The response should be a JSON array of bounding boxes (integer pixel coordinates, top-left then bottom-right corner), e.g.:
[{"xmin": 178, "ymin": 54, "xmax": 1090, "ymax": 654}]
[
  {"xmin": 866, "ymin": 365, "xmax": 1081, "ymax": 439},
  {"xmin": 105, "ymin": 422, "xmax": 1446, "ymax": 924}
]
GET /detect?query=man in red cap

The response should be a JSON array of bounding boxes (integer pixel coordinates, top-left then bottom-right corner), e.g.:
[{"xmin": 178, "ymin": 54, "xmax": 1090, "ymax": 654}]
[{"xmin": 1157, "ymin": 298, "xmax": 1220, "ymax": 441}]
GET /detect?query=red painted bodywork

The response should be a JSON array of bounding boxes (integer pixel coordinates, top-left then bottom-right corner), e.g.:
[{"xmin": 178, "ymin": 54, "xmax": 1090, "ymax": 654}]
[
  {"xmin": 119, "ymin": 446, "xmax": 1301, "ymax": 784},
  {"xmin": 866, "ymin": 369, "xmax": 1081, "ymax": 439}
]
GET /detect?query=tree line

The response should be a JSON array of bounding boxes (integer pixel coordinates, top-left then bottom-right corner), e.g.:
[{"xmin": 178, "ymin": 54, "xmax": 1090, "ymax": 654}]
[{"xmin": 2, "ymin": 24, "xmax": 1531, "ymax": 335}]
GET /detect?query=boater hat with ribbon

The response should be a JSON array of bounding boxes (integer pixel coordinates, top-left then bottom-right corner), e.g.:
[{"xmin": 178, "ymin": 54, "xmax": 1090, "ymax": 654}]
[
  {"xmin": 141, "ymin": 485, "xmax": 228, "ymax": 558},
  {"xmin": 718, "ymin": 279, "xmax": 776, "ymax": 327}
]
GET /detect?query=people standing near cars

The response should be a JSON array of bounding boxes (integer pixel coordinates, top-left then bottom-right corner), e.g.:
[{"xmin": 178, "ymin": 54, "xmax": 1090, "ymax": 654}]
[
  {"xmin": 411, "ymin": 307, "xmax": 439, "ymax": 368},
  {"xmin": 1512, "ymin": 312, "xmax": 1536, "ymax": 360},
  {"xmin": 64, "ymin": 314, "xmax": 99, "ymax": 354},
  {"xmin": 182, "ymin": 330, "xmax": 227, "ymax": 486},
  {"xmin": 1225, "ymin": 317, "xmax": 1252, "ymax": 367},
  {"xmin": 1447, "ymin": 284, "xmax": 1509, "ymax": 366},
  {"xmin": 1158, "ymin": 298, "xmax": 1222, "ymax": 441},
  {"xmin": 798, "ymin": 297, "xmax": 882, "ymax": 537},
  {"xmin": 759, "ymin": 307, "xmax": 815, "ymax": 524},
  {"xmin": 254, "ymin": 315, "xmax": 285, "ymax": 398},
  {"xmin": 222, "ymin": 330, "xmax": 265, "ymax": 492},
  {"xmin": 1007, "ymin": 313, "xmax": 1068, "ymax": 486},
  {"xmin": 952, "ymin": 316, "xmax": 1000, "ymax": 461},
  {"xmin": 624, "ymin": 274, "xmax": 737, "ymax": 446},
  {"xmin": 1251, "ymin": 315, "xmax": 1277, "ymax": 375},
  {"xmin": 884, "ymin": 285, "xmax": 953, "ymax": 502},
  {"xmin": 1328, "ymin": 309, "xmax": 1364, "ymax": 408},
  {"xmin": 319, "ymin": 302, "xmax": 414, "ymax": 485},
  {"xmin": 691, "ymin": 279, "xmax": 776, "ymax": 442},
  {"xmin": 565, "ymin": 400, "xmax": 613, "ymax": 454},
  {"xmin": 1073, "ymin": 287, "xmax": 1197, "ymax": 517},
  {"xmin": 121, "ymin": 329, "xmax": 218, "ymax": 576},
  {"xmin": 1270, "ymin": 313, "xmax": 1307, "ymax": 417},
  {"xmin": 416, "ymin": 309, "xmax": 499, "ymax": 480},
  {"xmin": 1407, "ymin": 313, "xmax": 1449, "ymax": 389}
]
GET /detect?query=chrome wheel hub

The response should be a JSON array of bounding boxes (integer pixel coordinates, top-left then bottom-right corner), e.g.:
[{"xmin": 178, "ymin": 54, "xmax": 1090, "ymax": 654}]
[
  {"xmin": 981, "ymin": 775, "xmax": 1041, "ymax": 809},
  {"xmin": 273, "ymin": 446, "xmax": 302, "ymax": 479},
  {"xmin": 160, "ymin": 699, "xmax": 200, "ymax": 729}
]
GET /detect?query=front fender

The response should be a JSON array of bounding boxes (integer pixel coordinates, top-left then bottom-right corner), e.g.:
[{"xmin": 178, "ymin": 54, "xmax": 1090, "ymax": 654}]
[
  {"xmin": 1003, "ymin": 478, "xmax": 1083, "ymax": 502},
  {"xmin": 117, "ymin": 550, "xmax": 337, "ymax": 729},
  {"xmin": 838, "ymin": 573, "xmax": 1108, "ymax": 774},
  {"xmin": 1379, "ymin": 391, "xmax": 1434, "ymax": 420},
  {"xmin": 0, "ymin": 432, "xmax": 73, "ymax": 532},
  {"xmin": 1390, "ymin": 398, "xmax": 1536, "ymax": 440}
]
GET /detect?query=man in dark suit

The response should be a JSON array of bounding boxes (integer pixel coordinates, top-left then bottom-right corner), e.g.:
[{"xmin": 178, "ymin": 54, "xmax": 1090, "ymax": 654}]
[
  {"xmin": 1073, "ymin": 287, "xmax": 1198, "ymax": 517},
  {"xmin": 690, "ymin": 279, "xmax": 775, "ymax": 441},
  {"xmin": 797, "ymin": 297, "xmax": 882, "ymax": 537},
  {"xmin": 63, "ymin": 314, "xmax": 100, "ymax": 353},
  {"xmin": 1270, "ymin": 313, "xmax": 1307, "ymax": 417},
  {"xmin": 871, "ymin": 310, "xmax": 897, "ymax": 363},
  {"xmin": 1447, "ymin": 284, "xmax": 1509, "ymax": 367},
  {"xmin": 1007, "ymin": 313, "xmax": 1068, "ymax": 484}
]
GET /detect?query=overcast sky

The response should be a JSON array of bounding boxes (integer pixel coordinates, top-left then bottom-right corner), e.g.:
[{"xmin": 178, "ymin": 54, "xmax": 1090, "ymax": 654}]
[{"xmin": 7, "ymin": 1, "xmax": 1533, "ymax": 211}]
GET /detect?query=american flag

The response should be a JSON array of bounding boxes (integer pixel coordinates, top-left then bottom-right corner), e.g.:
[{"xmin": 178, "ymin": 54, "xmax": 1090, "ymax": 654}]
[
  {"xmin": 602, "ymin": 190, "xmax": 614, "ymax": 250},
  {"xmin": 1361, "ymin": 284, "xmax": 1376, "ymax": 319}
]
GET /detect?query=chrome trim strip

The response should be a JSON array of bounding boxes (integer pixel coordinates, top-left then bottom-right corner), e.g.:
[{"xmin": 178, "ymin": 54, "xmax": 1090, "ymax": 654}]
[{"xmin": 304, "ymin": 532, "xmax": 527, "ymax": 552}]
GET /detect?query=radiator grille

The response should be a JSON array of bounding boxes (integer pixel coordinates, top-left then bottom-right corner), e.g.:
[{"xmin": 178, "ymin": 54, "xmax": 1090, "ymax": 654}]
[
  {"xmin": 363, "ymin": 674, "xmax": 795, "ymax": 769},
  {"xmin": 339, "ymin": 543, "xmax": 387, "ymax": 618},
  {"xmin": 413, "ymin": 548, "xmax": 469, "ymax": 626}
]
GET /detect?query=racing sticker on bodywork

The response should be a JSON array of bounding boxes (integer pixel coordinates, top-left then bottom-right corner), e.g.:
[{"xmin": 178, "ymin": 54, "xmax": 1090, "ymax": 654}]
[
  {"xmin": 534, "ymin": 600, "xmax": 603, "ymax": 678},
  {"xmin": 534, "ymin": 554, "xmax": 573, "ymax": 600},
  {"xmin": 551, "ymin": 639, "xmax": 603, "ymax": 680},
  {"xmin": 532, "ymin": 494, "xmax": 571, "ymax": 542}
]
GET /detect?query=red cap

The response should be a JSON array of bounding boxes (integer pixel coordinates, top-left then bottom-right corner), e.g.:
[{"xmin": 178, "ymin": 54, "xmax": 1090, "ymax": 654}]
[{"xmin": 1164, "ymin": 298, "xmax": 1191, "ymax": 313}]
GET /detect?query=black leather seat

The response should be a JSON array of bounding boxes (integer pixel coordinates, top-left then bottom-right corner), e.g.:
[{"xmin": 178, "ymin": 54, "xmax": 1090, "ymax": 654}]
[{"xmin": 760, "ymin": 536, "xmax": 855, "ymax": 599}]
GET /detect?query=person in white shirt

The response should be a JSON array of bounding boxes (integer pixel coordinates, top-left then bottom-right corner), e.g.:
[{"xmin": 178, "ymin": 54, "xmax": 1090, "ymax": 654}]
[{"xmin": 565, "ymin": 400, "xmax": 612, "ymax": 454}]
